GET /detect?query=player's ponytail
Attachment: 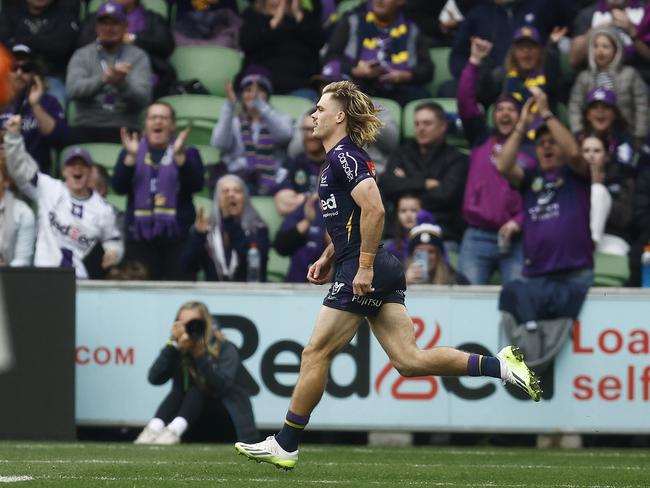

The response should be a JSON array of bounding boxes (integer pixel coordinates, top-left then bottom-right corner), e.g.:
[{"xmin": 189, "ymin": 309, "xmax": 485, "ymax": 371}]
[{"xmin": 322, "ymin": 81, "xmax": 383, "ymax": 148}]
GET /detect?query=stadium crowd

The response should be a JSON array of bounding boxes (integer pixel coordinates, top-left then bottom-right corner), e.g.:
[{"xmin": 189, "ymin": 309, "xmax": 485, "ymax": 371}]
[{"xmin": 1, "ymin": 0, "xmax": 650, "ymax": 287}]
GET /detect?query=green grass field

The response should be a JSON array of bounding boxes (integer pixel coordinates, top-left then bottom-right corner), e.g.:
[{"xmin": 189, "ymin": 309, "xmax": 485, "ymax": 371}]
[{"xmin": 0, "ymin": 441, "xmax": 647, "ymax": 487}]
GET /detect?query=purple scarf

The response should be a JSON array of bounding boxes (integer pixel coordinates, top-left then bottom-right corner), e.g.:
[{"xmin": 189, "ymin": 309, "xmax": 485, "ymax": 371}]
[
  {"xmin": 357, "ymin": 9, "xmax": 410, "ymax": 71},
  {"xmin": 133, "ymin": 138, "xmax": 179, "ymax": 241},
  {"xmin": 128, "ymin": 5, "xmax": 146, "ymax": 34},
  {"xmin": 240, "ymin": 116, "xmax": 277, "ymax": 196}
]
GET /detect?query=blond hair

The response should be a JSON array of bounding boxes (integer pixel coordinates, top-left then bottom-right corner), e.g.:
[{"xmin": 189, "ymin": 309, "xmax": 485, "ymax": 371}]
[
  {"xmin": 176, "ymin": 301, "xmax": 224, "ymax": 359},
  {"xmin": 322, "ymin": 81, "xmax": 383, "ymax": 147}
]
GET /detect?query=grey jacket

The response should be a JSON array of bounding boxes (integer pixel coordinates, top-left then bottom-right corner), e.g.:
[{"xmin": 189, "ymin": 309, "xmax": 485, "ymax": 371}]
[
  {"xmin": 211, "ymin": 98, "xmax": 292, "ymax": 174},
  {"xmin": 569, "ymin": 26, "xmax": 648, "ymax": 140},
  {"xmin": 65, "ymin": 42, "xmax": 152, "ymax": 129}
]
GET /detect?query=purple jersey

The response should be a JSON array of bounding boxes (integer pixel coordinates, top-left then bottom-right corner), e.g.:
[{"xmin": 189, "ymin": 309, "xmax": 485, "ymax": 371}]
[
  {"xmin": 521, "ymin": 165, "xmax": 593, "ymax": 276},
  {"xmin": 318, "ymin": 136, "xmax": 376, "ymax": 263}
]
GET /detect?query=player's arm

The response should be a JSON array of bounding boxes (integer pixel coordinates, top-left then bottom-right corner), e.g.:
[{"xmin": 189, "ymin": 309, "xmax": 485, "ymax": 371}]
[
  {"xmin": 350, "ymin": 178, "xmax": 385, "ymax": 296},
  {"xmin": 496, "ymin": 98, "xmax": 533, "ymax": 188},
  {"xmin": 307, "ymin": 239, "xmax": 335, "ymax": 285}
]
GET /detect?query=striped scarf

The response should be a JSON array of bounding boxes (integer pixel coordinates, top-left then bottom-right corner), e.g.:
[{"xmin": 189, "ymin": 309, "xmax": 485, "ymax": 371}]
[
  {"xmin": 132, "ymin": 139, "xmax": 179, "ymax": 241},
  {"xmin": 240, "ymin": 116, "xmax": 276, "ymax": 196},
  {"xmin": 505, "ymin": 69, "xmax": 547, "ymax": 139},
  {"xmin": 357, "ymin": 10, "xmax": 410, "ymax": 71}
]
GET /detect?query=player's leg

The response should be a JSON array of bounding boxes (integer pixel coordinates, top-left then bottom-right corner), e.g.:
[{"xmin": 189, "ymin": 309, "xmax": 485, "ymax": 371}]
[
  {"xmin": 368, "ymin": 303, "xmax": 541, "ymax": 400},
  {"xmin": 235, "ymin": 306, "xmax": 364, "ymax": 469}
]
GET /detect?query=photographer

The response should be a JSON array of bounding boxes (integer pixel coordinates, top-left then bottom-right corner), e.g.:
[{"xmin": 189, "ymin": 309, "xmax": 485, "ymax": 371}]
[{"xmin": 135, "ymin": 301, "xmax": 258, "ymax": 445}]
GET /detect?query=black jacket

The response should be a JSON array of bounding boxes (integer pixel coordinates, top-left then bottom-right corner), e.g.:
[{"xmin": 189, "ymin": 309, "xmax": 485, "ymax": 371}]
[
  {"xmin": 239, "ymin": 8, "xmax": 325, "ymax": 94},
  {"xmin": 0, "ymin": 0, "xmax": 79, "ymax": 78},
  {"xmin": 148, "ymin": 339, "xmax": 259, "ymax": 443},
  {"xmin": 381, "ymin": 140, "xmax": 468, "ymax": 242}
]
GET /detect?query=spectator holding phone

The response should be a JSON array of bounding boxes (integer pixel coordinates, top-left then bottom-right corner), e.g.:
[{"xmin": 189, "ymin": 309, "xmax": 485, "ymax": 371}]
[
  {"xmin": 135, "ymin": 301, "xmax": 258, "ymax": 445},
  {"xmin": 0, "ymin": 44, "xmax": 68, "ymax": 175},
  {"xmin": 405, "ymin": 221, "xmax": 469, "ymax": 285}
]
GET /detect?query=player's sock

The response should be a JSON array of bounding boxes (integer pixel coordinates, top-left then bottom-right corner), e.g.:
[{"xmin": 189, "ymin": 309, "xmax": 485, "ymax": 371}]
[
  {"xmin": 467, "ymin": 353, "xmax": 501, "ymax": 378},
  {"xmin": 146, "ymin": 418, "xmax": 165, "ymax": 433},
  {"xmin": 275, "ymin": 410, "xmax": 309, "ymax": 452},
  {"xmin": 167, "ymin": 416, "xmax": 188, "ymax": 437}
]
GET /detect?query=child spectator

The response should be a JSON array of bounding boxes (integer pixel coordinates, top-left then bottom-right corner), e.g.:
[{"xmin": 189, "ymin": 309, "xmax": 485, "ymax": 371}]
[
  {"xmin": 384, "ymin": 194, "xmax": 422, "ymax": 265},
  {"xmin": 569, "ymin": 26, "xmax": 648, "ymax": 147}
]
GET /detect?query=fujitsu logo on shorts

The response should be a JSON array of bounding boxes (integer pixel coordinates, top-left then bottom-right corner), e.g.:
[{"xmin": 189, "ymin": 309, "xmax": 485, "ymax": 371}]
[{"xmin": 352, "ymin": 295, "xmax": 383, "ymax": 307}]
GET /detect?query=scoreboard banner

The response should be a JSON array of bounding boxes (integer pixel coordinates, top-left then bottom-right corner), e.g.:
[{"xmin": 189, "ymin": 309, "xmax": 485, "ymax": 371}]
[{"xmin": 76, "ymin": 283, "xmax": 650, "ymax": 433}]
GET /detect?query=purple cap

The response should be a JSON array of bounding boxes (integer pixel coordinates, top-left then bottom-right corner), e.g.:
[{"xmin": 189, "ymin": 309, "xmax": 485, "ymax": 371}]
[
  {"xmin": 240, "ymin": 64, "xmax": 273, "ymax": 94},
  {"xmin": 513, "ymin": 25, "xmax": 541, "ymax": 44},
  {"xmin": 96, "ymin": 1, "xmax": 127, "ymax": 22},
  {"xmin": 62, "ymin": 147, "xmax": 93, "ymax": 166},
  {"xmin": 585, "ymin": 86, "xmax": 617, "ymax": 107}
]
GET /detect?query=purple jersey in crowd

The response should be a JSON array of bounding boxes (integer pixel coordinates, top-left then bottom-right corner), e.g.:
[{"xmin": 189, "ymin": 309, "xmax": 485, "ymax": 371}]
[
  {"xmin": 318, "ymin": 136, "xmax": 376, "ymax": 263},
  {"xmin": 521, "ymin": 165, "xmax": 593, "ymax": 276}
]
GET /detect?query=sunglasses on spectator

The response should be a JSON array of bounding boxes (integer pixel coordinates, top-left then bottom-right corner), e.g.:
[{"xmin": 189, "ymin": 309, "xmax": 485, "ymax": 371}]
[{"xmin": 12, "ymin": 62, "xmax": 36, "ymax": 74}]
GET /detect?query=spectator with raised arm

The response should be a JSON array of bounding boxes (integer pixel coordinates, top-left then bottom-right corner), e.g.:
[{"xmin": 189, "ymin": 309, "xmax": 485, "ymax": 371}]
[
  {"xmin": 497, "ymin": 87, "xmax": 593, "ymax": 289},
  {"xmin": 112, "ymin": 101, "xmax": 204, "ymax": 280},
  {"xmin": 211, "ymin": 66, "xmax": 293, "ymax": 196},
  {"xmin": 381, "ymin": 101, "xmax": 468, "ymax": 251},
  {"xmin": 0, "ymin": 128, "xmax": 35, "ymax": 267},
  {"xmin": 0, "ymin": 0, "xmax": 80, "ymax": 103},
  {"xmin": 239, "ymin": 0, "xmax": 324, "ymax": 99},
  {"xmin": 181, "ymin": 174, "xmax": 269, "ymax": 282},
  {"xmin": 0, "ymin": 44, "xmax": 69, "ymax": 175},
  {"xmin": 325, "ymin": 0, "xmax": 433, "ymax": 106},
  {"xmin": 456, "ymin": 36, "xmax": 536, "ymax": 285},
  {"xmin": 4, "ymin": 115, "xmax": 123, "ymax": 278},
  {"xmin": 66, "ymin": 1, "xmax": 152, "ymax": 143}
]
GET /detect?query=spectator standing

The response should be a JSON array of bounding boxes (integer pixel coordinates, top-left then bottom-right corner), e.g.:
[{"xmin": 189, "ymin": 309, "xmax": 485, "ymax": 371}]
[
  {"xmin": 173, "ymin": 0, "xmax": 242, "ymax": 48},
  {"xmin": 112, "ymin": 101, "xmax": 204, "ymax": 280},
  {"xmin": 497, "ymin": 88, "xmax": 593, "ymax": 288},
  {"xmin": 326, "ymin": 0, "xmax": 433, "ymax": 106},
  {"xmin": 274, "ymin": 192, "xmax": 327, "ymax": 283},
  {"xmin": 4, "ymin": 115, "xmax": 123, "ymax": 278},
  {"xmin": 629, "ymin": 168, "xmax": 650, "ymax": 285},
  {"xmin": 211, "ymin": 66, "xmax": 293, "ymax": 196},
  {"xmin": 583, "ymin": 133, "xmax": 633, "ymax": 257},
  {"xmin": 405, "ymin": 222, "xmax": 469, "ymax": 285},
  {"xmin": 0, "ymin": 0, "xmax": 79, "ymax": 104},
  {"xmin": 568, "ymin": 25, "xmax": 648, "ymax": 147},
  {"xmin": 239, "ymin": 0, "xmax": 325, "ymax": 98},
  {"xmin": 569, "ymin": 0, "xmax": 648, "ymax": 82},
  {"xmin": 0, "ymin": 131, "xmax": 35, "ymax": 267},
  {"xmin": 134, "ymin": 301, "xmax": 258, "ymax": 445},
  {"xmin": 381, "ymin": 101, "xmax": 468, "ymax": 250},
  {"xmin": 77, "ymin": 0, "xmax": 176, "ymax": 99},
  {"xmin": 181, "ymin": 174, "xmax": 270, "ymax": 282},
  {"xmin": 66, "ymin": 1, "xmax": 152, "ymax": 144},
  {"xmin": 0, "ymin": 44, "xmax": 69, "ymax": 175},
  {"xmin": 456, "ymin": 36, "xmax": 536, "ymax": 285}
]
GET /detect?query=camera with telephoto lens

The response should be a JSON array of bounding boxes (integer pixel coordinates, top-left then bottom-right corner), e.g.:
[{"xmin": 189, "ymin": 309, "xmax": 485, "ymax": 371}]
[{"xmin": 185, "ymin": 319, "xmax": 206, "ymax": 341}]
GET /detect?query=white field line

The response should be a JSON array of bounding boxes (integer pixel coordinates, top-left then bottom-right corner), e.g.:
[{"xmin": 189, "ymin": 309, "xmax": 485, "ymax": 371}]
[
  {"xmin": 20, "ymin": 475, "xmax": 647, "ymax": 487},
  {"xmin": 0, "ymin": 477, "xmax": 32, "ymax": 483},
  {"xmin": 0, "ymin": 459, "xmax": 646, "ymax": 471}
]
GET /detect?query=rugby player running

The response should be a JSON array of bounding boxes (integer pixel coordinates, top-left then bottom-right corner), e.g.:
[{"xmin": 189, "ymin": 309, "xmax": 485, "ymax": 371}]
[{"xmin": 235, "ymin": 81, "xmax": 541, "ymax": 470}]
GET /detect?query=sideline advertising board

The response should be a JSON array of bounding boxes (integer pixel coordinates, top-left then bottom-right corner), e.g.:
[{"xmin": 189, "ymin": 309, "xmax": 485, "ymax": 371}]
[{"xmin": 76, "ymin": 283, "xmax": 650, "ymax": 433}]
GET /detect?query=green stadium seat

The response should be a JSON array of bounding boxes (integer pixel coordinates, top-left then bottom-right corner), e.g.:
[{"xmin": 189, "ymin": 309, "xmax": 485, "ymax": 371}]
[
  {"xmin": 429, "ymin": 47, "xmax": 452, "ymax": 97},
  {"xmin": 267, "ymin": 250, "xmax": 291, "ymax": 282},
  {"xmin": 106, "ymin": 193, "xmax": 127, "ymax": 213},
  {"xmin": 594, "ymin": 252, "xmax": 630, "ymax": 287},
  {"xmin": 62, "ymin": 143, "xmax": 123, "ymax": 174},
  {"xmin": 402, "ymin": 97, "xmax": 468, "ymax": 149},
  {"xmin": 250, "ymin": 196, "xmax": 283, "ymax": 241},
  {"xmin": 87, "ymin": 0, "xmax": 168, "ymax": 18},
  {"xmin": 159, "ymin": 95, "xmax": 225, "ymax": 147},
  {"xmin": 193, "ymin": 194, "xmax": 213, "ymax": 215},
  {"xmin": 170, "ymin": 46, "xmax": 242, "ymax": 97},
  {"xmin": 193, "ymin": 144, "xmax": 220, "ymax": 166},
  {"xmin": 372, "ymin": 97, "xmax": 402, "ymax": 129},
  {"xmin": 336, "ymin": 0, "xmax": 364, "ymax": 16},
  {"xmin": 271, "ymin": 95, "xmax": 313, "ymax": 122}
]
